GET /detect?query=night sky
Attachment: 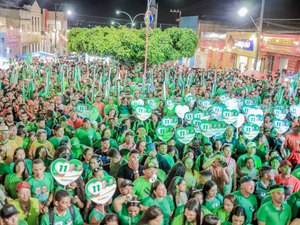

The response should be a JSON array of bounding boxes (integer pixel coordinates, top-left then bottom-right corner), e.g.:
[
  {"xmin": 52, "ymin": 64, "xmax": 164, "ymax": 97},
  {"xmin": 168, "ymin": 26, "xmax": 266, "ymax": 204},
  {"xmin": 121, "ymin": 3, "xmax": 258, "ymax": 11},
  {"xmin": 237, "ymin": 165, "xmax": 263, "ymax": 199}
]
[{"xmin": 7, "ymin": 0, "xmax": 300, "ymax": 26}]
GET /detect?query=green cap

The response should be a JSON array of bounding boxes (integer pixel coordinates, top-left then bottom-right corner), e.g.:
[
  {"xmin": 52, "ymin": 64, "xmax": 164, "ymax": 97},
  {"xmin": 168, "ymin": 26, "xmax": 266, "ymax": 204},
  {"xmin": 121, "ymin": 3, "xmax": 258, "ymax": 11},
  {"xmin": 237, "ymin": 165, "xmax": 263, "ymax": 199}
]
[{"xmin": 71, "ymin": 137, "xmax": 81, "ymax": 149}]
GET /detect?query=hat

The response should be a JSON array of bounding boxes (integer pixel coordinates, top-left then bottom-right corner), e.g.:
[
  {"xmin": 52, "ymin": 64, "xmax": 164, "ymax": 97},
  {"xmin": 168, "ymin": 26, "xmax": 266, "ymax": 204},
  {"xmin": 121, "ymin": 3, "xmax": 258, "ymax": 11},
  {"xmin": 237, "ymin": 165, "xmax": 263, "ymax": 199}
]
[
  {"xmin": 240, "ymin": 176, "xmax": 253, "ymax": 184},
  {"xmin": 143, "ymin": 162, "xmax": 158, "ymax": 170},
  {"xmin": 16, "ymin": 181, "xmax": 31, "ymax": 191},
  {"xmin": 120, "ymin": 179, "xmax": 134, "ymax": 188},
  {"xmin": 60, "ymin": 116, "xmax": 68, "ymax": 122},
  {"xmin": 0, "ymin": 204, "xmax": 19, "ymax": 218},
  {"xmin": 247, "ymin": 142, "xmax": 257, "ymax": 148},
  {"xmin": 292, "ymin": 122, "xmax": 299, "ymax": 128},
  {"xmin": 279, "ymin": 160, "xmax": 292, "ymax": 168}
]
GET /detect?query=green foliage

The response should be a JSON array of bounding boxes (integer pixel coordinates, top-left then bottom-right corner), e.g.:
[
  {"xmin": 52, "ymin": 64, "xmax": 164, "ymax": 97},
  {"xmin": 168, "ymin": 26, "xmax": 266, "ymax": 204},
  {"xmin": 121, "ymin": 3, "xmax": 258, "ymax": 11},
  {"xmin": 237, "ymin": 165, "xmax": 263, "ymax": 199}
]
[{"xmin": 67, "ymin": 26, "xmax": 199, "ymax": 65}]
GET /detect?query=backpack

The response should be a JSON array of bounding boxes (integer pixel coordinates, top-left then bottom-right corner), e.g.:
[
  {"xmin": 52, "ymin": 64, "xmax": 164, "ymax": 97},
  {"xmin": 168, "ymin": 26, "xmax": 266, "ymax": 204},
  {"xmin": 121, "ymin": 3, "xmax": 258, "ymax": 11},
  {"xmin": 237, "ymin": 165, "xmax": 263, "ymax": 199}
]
[{"xmin": 49, "ymin": 205, "xmax": 75, "ymax": 225}]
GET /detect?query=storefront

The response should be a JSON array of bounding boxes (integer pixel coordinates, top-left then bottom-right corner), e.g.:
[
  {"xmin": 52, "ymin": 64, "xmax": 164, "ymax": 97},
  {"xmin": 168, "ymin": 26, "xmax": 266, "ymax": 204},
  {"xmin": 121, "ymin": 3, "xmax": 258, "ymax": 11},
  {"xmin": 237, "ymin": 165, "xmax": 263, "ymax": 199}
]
[
  {"xmin": 198, "ymin": 32, "xmax": 226, "ymax": 69},
  {"xmin": 260, "ymin": 34, "xmax": 300, "ymax": 75},
  {"xmin": 223, "ymin": 32, "xmax": 258, "ymax": 72}
]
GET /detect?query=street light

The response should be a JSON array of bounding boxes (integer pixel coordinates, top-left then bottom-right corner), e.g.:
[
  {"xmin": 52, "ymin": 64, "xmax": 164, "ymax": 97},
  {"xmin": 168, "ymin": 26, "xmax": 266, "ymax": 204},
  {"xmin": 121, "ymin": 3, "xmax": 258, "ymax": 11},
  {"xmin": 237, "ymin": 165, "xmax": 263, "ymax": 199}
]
[
  {"xmin": 238, "ymin": 0, "xmax": 265, "ymax": 71},
  {"xmin": 67, "ymin": 10, "xmax": 72, "ymax": 16},
  {"xmin": 116, "ymin": 10, "xmax": 145, "ymax": 28}
]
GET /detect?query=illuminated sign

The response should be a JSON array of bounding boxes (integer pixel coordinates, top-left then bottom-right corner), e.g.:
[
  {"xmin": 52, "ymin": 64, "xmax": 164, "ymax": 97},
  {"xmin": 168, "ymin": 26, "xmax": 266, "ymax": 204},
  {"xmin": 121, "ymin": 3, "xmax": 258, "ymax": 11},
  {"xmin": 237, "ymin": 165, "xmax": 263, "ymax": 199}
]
[
  {"xmin": 234, "ymin": 39, "xmax": 254, "ymax": 51},
  {"xmin": 266, "ymin": 38, "xmax": 295, "ymax": 48}
]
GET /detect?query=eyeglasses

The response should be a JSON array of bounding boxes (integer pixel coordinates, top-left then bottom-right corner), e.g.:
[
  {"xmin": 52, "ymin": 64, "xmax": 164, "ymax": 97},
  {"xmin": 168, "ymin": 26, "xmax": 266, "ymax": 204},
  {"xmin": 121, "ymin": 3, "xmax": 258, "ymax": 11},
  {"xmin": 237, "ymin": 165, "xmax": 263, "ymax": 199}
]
[{"xmin": 93, "ymin": 167, "xmax": 103, "ymax": 172}]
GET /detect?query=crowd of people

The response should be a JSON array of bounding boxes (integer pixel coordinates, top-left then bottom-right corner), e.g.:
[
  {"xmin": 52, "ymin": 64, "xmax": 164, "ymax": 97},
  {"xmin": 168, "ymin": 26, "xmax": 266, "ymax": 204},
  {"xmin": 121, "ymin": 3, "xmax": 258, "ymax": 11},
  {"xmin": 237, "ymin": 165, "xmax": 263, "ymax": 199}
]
[{"xmin": 0, "ymin": 59, "xmax": 299, "ymax": 225}]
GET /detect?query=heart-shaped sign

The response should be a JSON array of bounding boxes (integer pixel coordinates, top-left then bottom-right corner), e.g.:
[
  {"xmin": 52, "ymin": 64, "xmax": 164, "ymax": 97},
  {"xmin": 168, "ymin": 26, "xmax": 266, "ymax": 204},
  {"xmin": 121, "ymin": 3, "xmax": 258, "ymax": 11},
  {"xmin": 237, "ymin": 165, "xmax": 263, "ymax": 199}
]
[
  {"xmin": 156, "ymin": 125, "xmax": 174, "ymax": 142},
  {"xmin": 233, "ymin": 114, "xmax": 245, "ymax": 128},
  {"xmin": 184, "ymin": 112, "xmax": 194, "ymax": 124},
  {"xmin": 244, "ymin": 98, "xmax": 258, "ymax": 106},
  {"xmin": 255, "ymin": 104, "xmax": 267, "ymax": 112},
  {"xmin": 193, "ymin": 110, "xmax": 210, "ymax": 121},
  {"xmin": 225, "ymin": 98, "xmax": 240, "ymax": 110},
  {"xmin": 175, "ymin": 105, "xmax": 190, "ymax": 119},
  {"xmin": 274, "ymin": 106, "xmax": 288, "ymax": 120},
  {"xmin": 219, "ymin": 94, "xmax": 230, "ymax": 103},
  {"xmin": 222, "ymin": 109, "xmax": 239, "ymax": 124},
  {"xmin": 247, "ymin": 114, "xmax": 264, "ymax": 127},
  {"xmin": 147, "ymin": 98, "xmax": 160, "ymax": 110},
  {"xmin": 50, "ymin": 158, "xmax": 83, "ymax": 186},
  {"xmin": 211, "ymin": 104, "xmax": 226, "ymax": 120},
  {"xmin": 131, "ymin": 99, "xmax": 144, "ymax": 109},
  {"xmin": 191, "ymin": 119, "xmax": 201, "ymax": 133},
  {"xmin": 161, "ymin": 116, "xmax": 178, "ymax": 128},
  {"xmin": 242, "ymin": 104, "xmax": 256, "ymax": 115},
  {"xmin": 199, "ymin": 120, "xmax": 227, "ymax": 138},
  {"xmin": 175, "ymin": 127, "xmax": 195, "ymax": 144},
  {"xmin": 185, "ymin": 94, "xmax": 196, "ymax": 105},
  {"xmin": 76, "ymin": 104, "xmax": 99, "ymax": 121},
  {"xmin": 134, "ymin": 105, "xmax": 152, "ymax": 121},
  {"xmin": 197, "ymin": 99, "xmax": 214, "ymax": 111},
  {"xmin": 290, "ymin": 105, "xmax": 300, "ymax": 118},
  {"xmin": 242, "ymin": 123, "xmax": 260, "ymax": 140},
  {"xmin": 273, "ymin": 119, "xmax": 290, "ymax": 134},
  {"xmin": 85, "ymin": 176, "xmax": 117, "ymax": 204},
  {"xmin": 165, "ymin": 99, "xmax": 175, "ymax": 110}
]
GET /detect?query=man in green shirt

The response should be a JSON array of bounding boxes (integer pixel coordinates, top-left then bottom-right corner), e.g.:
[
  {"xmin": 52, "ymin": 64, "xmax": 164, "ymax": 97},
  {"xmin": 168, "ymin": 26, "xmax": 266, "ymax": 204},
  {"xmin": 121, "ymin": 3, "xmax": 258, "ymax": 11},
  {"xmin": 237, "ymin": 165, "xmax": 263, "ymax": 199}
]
[
  {"xmin": 0, "ymin": 204, "xmax": 28, "ymax": 225},
  {"xmin": 158, "ymin": 142, "xmax": 175, "ymax": 168},
  {"xmin": 257, "ymin": 185, "xmax": 291, "ymax": 225},
  {"xmin": 255, "ymin": 166, "xmax": 276, "ymax": 202},
  {"xmin": 74, "ymin": 117, "xmax": 98, "ymax": 147},
  {"xmin": 26, "ymin": 159, "xmax": 54, "ymax": 215},
  {"xmin": 287, "ymin": 190, "xmax": 300, "ymax": 220},
  {"xmin": 233, "ymin": 176, "xmax": 258, "ymax": 224},
  {"xmin": 40, "ymin": 190, "xmax": 84, "ymax": 225}
]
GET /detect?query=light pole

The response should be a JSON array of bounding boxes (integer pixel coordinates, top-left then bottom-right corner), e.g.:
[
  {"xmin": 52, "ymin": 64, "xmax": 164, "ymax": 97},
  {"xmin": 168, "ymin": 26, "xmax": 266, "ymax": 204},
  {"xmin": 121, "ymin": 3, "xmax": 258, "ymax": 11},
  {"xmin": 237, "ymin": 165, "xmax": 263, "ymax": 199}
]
[
  {"xmin": 111, "ymin": 21, "xmax": 136, "ymax": 27},
  {"xmin": 238, "ymin": 0, "xmax": 265, "ymax": 71},
  {"xmin": 54, "ymin": 3, "xmax": 71, "ymax": 53},
  {"xmin": 116, "ymin": 10, "xmax": 145, "ymax": 28}
]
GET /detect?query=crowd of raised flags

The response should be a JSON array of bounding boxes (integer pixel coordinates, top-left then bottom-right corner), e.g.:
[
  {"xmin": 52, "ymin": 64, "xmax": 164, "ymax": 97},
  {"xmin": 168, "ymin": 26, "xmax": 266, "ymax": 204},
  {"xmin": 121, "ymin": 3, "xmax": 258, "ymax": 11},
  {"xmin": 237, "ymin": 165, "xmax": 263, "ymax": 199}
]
[{"xmin": 0, "ymin": 57, "xmax": 299, "ymax": 225}]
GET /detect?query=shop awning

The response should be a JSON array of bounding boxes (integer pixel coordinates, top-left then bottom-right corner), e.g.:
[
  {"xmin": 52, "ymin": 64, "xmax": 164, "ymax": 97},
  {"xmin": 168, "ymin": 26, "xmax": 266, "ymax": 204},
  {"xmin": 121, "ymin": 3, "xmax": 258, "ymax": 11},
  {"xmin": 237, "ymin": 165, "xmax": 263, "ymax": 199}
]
[{"xmin": 18, "ymin": 52, "xmax": 57, "ymax": 59}]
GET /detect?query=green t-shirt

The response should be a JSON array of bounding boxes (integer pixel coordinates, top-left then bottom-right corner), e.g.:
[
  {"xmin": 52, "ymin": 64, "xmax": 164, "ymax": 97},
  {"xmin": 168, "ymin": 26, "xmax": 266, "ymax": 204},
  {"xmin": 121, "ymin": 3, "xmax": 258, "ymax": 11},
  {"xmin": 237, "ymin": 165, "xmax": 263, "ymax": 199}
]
[
  {"xmin": 133, "ymin": 176, "xmax": 152, "ymax": 200},
  {"xmin": 4, "ymin": 173, "xmax": 23, "ymax": 199},
  {"xmin": 0, "ymin": 163, "xmax": 10, "ymax": 175},
  {"xmin": 88, "ymin": 208, "xmax": 105, "ymax": 224},
  {"xmin": 287, "ymin": 190, "xmax": 300, "ymax": 219},
  {"xmin": 115, "ymin": 208, "xmax": 142, "ymax": 225},
  {"xmin": 10, "ymin": 159, "xmax": 33, "ymax": 175},
  {"xmin": 292, "ymin": 168, "xmax": 300, "ymax": 179},
  {"xmin": 204, "ymin": 193, "xmax": 224, "ymax": 213},
  {"xmin": 216, "ymin": 207, "xmax": 230, "ymax": 224},
  {"xmin": 74, "ymin": 127, "xmax": 97, "ymax": 147},
  {"xmin": 12, "ymin": 197, "xmax": 40, "ymax": 225},
  {"xmin": 257, "ymin": 201, "xmax": 291, "ymax": 225},
  {"xmin": 41, "ymin": 206, "xmax": 84, "ymax": 225},
  {"xmin": 142, "ymin": 196, "xmax": 175, "ymax": 225},
  {"xmin": 237, "ymin": 154, "xmax": 262, "ymax": 169},
  {"xmin": 164, "ymin": 154, "xmax": 175, "ymax": 168},
  {"xmin": 171, "ymin": 213, "xmax": 193, "ymax": 225},
  {"xmin": 26, "ymin": 172, "xmax": 54, "ymax": 204},
  {"xmin": 19, "ymin": 221, "xmax": 28, "ymax": 225},
  {"xmin": 49, "ymin": 136, "xmax": 70, "ymax": 150},
  {"xmin": 233, "ymin": 190, "xmax": 257, "ymax": 224},
  {"xmin": 254, "ymin": 179, "xmax": 276, "ymax": 201}
]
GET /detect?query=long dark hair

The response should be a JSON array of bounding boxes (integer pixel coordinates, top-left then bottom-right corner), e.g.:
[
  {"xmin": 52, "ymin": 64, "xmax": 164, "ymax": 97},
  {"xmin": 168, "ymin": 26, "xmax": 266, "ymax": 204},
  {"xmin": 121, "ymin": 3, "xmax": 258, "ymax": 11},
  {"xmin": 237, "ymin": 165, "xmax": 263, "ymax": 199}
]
[
  {"xmin": 72, "ymin": 178, "xmax": 87, "ymax": 204},
  {"xmin": 167, "ymin": 176, "xmax": 185, "ymax": 207},
  {"xmin": 229, "ymin": 205, "xmax": 247, "ymax": 223},
  {"xmin": 100, "ymin": 213, "xmax": 120, "ymax": 225},
  {"xmin": 202, "ymin": 214, "xmax": 220, "ymax": 225},
  {"xmin": 137, "ymin": 206, "xmax": 163, "ymax": 225},
  {"xmin": 202, "ymin": 180, "xmax": 217, "ymax": 203},
  {"xmin": 13, "ymin": 159, "xmax": 29, "ymax": 180},
  {"xmin": 164, "ymin": 162, "xmax": 185, "ymax": 188},
  {"xmin": 150, "ymin": 180, "xmax": 164, "ymax": 199},
  {"xmin": 183, "ymin": 198, "xmax": 202, "ymax": 225}
]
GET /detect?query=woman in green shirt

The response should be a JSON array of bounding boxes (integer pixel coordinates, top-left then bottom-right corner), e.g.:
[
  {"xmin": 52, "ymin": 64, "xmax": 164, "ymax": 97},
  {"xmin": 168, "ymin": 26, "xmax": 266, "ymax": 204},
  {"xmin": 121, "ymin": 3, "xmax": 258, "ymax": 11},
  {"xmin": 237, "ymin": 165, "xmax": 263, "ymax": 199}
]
[
  {"xmin": 5, "ymin": 159, "xmax": 29, "ymax": 199},
  {"xmin": 137, "ymin": 206, "xmax": 164, "ymax": 225},
  {"xmin": 216, "ymin": 194, "xmax": 237, "ymax": 224},
  {"xmin": 171, "ymin": 198, "xmax": 203, "ymax": 225},
  {"xmin": 183, "ymin": 157, "xmax": 200, "ymax": 191},
  {"xmin": 203, "ymin": 180, "xmax": 224, "ymax": 213},
  {"xmin": 142, "ymin": 180, "xmax": 175, "ymax": 225},
  {"xmin": 222, "ymin": 205, "xmax": 247, "ymax": 225},
  {"xmin": 49, "ymin": 124, "xmax": 70, "ymax": 150},
  {"xmin": 113, "ymin": 196, "xmax": 143, "ymax": 225},
  {"xmin": 34, "ymin": 146, "xmax": 53, "ymax": 169},
  {"xmin": 10, "ymin": 148, "xmax": 32, "ymax": 175}
]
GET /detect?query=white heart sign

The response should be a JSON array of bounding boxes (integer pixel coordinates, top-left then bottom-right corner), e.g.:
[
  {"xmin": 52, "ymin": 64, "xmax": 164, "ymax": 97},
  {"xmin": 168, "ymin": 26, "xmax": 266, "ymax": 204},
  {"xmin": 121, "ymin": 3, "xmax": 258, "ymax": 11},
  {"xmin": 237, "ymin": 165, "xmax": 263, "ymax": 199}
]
[{"xmin": 175, "ymin": 105, "xmax": 190, "ymax": 119}]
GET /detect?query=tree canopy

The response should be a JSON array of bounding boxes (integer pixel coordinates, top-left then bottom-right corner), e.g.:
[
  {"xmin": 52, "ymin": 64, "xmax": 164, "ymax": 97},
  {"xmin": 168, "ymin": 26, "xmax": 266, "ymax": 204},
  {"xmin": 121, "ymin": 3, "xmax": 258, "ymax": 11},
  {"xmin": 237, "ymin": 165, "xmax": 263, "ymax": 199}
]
[{"xmin": 67, "ymin": 26, "xmax": 199, "ymax": 65}]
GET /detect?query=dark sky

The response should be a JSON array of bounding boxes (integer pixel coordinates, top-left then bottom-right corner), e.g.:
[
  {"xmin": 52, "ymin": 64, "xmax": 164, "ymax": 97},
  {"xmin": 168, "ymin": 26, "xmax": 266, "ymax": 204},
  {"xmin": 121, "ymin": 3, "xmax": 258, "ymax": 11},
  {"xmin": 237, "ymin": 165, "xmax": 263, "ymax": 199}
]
[{"xmin": 37, "ymin": 0, "xmax": 300, "ymax": 25}]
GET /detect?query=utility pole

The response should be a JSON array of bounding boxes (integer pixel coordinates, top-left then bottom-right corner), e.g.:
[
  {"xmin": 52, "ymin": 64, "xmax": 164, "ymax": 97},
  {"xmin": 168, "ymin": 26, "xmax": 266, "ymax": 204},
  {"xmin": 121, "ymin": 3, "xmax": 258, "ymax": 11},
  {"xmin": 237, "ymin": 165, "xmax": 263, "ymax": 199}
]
[
  {"xmin": 254, "ymin": 0, "xmax": 265, "ymax": 71},
  {"xmin": 170, "ymin": 9, "xmax": 181, "ymax": 26}
]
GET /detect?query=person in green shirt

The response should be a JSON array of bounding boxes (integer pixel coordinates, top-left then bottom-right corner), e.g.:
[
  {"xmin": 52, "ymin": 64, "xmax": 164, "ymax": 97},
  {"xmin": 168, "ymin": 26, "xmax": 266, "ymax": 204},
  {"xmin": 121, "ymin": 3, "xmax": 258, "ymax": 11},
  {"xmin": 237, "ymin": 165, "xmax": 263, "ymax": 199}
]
[
  {"xmin": 10, "ymin": 181, "xmax": 40, "ymax": 225},
  {"xmin": 158, "ymin": 142, "xmax": 175, "ymax": 168},
  {"xmin": 10, "ymin": 148, "xmax": 32, "ymax": 175},
  {"xmin": 40, "ymin": 190, "xmax": 84, "ymax": 225},
  {"xmin": 232, "ymin": 176, "xmax": 258, "ymax": 225},
  {"xmin": 114, "ymin": 195, "xmax": 143, "ymax": 225},
  {"xmin": 257, "ymin": 185, "xmax": 292, "ymax": 225},
  {"xmin": 203, "ymin": 180, "xmax": 224, "ymax": 213},
  {"xmin": 222, "ymin": 205, "xmax": 247, "ymax": 225},
  {"xmin": 171, "ymin": 198, "xmax": 202, "ymax": 225},
  {"xmin": 254, "ymin": 166, "xmax": 276, "ymax": 203},
  {"xmin": 216, "ymin": 194, "xmax": 237, "ymax": 224},
  {"xmin": 49, "ymin": 125, "xmax": 70, "ymax": 150},
  {"xmin": 26, "ymin": 159, "xmax": 54, "ymax": 214},
  {"xmin": 142, "ymin": 180, "xmax": 175, "ymax": 225},
  {"xmin": 133, "ymin": 162, "xmax": 160, "ymax": 200},
  {"xmin": 74, "ymin": 117, "xmax": 98, "ymax": 147},
  {"xmin": 287, "ymin": 190, "xmax": 300, "ymax": 220},
  {"xmin": 0, "ymin": 204, "xmax": 28, "ymax": 225},
  {"xmin": 5, "ymin": 159, "xmax": 29, "ymax": 199}
]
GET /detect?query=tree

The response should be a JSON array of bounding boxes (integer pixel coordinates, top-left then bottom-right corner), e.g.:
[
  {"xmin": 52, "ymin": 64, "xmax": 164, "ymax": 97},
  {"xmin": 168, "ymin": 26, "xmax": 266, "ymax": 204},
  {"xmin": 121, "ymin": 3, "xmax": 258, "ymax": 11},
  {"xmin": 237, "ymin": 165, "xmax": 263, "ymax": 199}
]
[{"xmin": 67, "ymin": 26, "xmax": 199, "ymax": 65}]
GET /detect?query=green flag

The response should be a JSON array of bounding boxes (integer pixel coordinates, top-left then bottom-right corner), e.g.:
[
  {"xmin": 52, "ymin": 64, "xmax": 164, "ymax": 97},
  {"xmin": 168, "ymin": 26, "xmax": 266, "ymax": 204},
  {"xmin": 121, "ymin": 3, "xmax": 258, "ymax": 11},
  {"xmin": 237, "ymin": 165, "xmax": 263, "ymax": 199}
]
[{"xmin": 276, "ymin": 85, "xmax": 283, "ymax": 105}]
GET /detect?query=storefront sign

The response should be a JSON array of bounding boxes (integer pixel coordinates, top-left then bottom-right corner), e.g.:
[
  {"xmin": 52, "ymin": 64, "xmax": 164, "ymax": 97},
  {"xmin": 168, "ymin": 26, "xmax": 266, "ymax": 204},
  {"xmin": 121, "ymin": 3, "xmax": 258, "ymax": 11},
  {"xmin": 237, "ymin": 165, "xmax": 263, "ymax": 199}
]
[
  {"xmin": 266, "ymin": 38, "xmax": 295, "ymax": 48},
  {"xmin": 234, "ymin": 39, "xmax": 254, "ymax": 51}
]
